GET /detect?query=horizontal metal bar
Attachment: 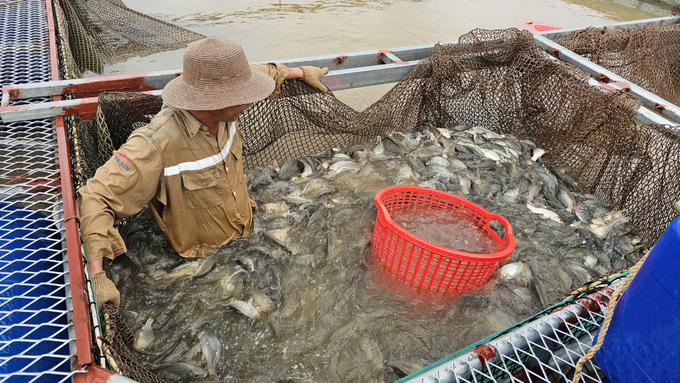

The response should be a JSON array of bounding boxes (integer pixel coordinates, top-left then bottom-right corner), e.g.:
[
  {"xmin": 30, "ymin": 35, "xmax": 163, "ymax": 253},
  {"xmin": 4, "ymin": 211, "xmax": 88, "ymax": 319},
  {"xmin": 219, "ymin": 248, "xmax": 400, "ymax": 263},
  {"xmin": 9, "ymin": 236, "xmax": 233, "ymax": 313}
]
[
  {"xmin": 1, "ymin": 70, "xmax": 181, "ymax": 100},
  {"xmin": 1, "ymin": 45, "xmax": 439, "ymax": 102},
  {"xmin": 534, "ymin": 33, "xmax": 680, "ymax": 124},
  {"xmin": 0, "ymin": 62, "xmax": 419, "ymax": 122},
  {"xmin": 585, "ymin": 78, "xmax": 678, "ymax": 126},
  {"xmin": 265, "ymin": 43, "xmax": 438, "ymax": 70},
  {"xmin": 3, "ymin": 15, "xmax": 678, "ymax": 104},
  {"xmin": 403, "ymin": 283, "xmax": 615, "ymax": 383},
  {"xmin": 539, "ymin": 15, "xmax": 680, "ymax": 40}
]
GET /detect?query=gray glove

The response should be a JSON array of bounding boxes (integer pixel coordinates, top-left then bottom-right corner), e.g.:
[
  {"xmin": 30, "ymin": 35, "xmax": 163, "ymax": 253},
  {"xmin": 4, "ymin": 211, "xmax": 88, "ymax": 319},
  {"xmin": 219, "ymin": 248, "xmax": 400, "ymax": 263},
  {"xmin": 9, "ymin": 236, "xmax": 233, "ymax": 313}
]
[{"xmin": 91, "ymin": 272, "xmax": 120, "ymax": 309}]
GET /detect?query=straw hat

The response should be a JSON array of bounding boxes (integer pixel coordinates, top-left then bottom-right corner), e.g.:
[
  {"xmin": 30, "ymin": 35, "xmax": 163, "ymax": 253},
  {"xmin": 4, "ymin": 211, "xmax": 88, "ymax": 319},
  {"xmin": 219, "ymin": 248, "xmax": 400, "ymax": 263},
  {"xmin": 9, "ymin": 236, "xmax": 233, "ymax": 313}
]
[{"xmin": 162, "ymin": 38, "xmax": 275, "ymax": 111}]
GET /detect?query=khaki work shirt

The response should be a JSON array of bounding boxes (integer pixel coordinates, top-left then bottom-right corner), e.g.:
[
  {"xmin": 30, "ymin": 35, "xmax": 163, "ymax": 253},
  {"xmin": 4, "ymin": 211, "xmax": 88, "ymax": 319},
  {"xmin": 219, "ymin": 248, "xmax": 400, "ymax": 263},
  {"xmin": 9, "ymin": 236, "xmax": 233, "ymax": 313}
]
[
  {"xmin": 77, "ymin": 107, "xmax": 257, "ymax": 261},
  {"xmin": 77, "ymin": 63, "xmax": 291, "ymax": 262}
]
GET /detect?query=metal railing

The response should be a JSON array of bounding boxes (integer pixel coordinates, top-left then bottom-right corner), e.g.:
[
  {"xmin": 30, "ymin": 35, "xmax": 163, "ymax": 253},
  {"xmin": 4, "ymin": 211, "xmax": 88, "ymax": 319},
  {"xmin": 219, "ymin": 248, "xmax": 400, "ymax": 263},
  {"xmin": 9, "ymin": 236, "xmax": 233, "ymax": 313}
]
[
  {"xmin": 0, "ymin": 0, "xmax": 82, "ymax": 382},
  {"xmin": 400, "ymin": 281, "xmax": 619, "ymax": 383}
]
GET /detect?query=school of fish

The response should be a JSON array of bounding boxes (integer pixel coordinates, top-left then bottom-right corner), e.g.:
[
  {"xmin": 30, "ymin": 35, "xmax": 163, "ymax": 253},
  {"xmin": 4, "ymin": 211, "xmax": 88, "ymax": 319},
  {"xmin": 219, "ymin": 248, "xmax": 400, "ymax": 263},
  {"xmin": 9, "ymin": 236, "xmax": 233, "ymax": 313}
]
[{"xmin": 111, "ymin": 123, "xmax": 644, "ymax": 383}]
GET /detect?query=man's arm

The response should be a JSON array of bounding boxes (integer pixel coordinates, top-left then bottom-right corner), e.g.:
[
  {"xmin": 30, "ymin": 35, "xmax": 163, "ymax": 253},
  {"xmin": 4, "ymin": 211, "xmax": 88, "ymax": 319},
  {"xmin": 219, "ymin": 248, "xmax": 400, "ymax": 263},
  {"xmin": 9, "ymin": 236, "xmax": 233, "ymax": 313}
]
[{"xmin": 78, "ymin": 135, "xmax": 163, "ymax": 276}]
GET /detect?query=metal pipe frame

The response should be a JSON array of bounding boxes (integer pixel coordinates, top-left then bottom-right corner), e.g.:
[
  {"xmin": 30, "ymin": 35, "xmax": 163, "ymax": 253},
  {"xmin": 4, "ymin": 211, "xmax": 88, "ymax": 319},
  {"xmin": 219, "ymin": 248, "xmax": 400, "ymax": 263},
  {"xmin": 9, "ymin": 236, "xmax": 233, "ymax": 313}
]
[
  {"xmin": 402, "ymin": 282, "xmax": 617, "ymax": 383},
  {"xmin": 3, "ymin": 14, "xmax": 680, "ymax": 123},
  {"xmin": 43, "ymin": 0, "xmax": 93, "ymax": 369},
  {"xmin": 538, "ymin": 15, "xmax": 680, "ymax": 40},
  {"xmin": 534, "ymin": 33, "xmax": 680, "ymax": 124}
]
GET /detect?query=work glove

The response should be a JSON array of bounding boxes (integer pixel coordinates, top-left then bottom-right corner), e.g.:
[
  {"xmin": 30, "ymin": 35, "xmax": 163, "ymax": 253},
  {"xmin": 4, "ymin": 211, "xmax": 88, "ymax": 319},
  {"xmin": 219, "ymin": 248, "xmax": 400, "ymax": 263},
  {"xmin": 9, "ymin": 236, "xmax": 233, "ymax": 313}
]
[
  {"xmin": 300, "ymin": 66, "xmax": 330, "ymax": 93},
  {"xmin": 91, "ymin": 272, "xmax": 120, "ymax": 309}
]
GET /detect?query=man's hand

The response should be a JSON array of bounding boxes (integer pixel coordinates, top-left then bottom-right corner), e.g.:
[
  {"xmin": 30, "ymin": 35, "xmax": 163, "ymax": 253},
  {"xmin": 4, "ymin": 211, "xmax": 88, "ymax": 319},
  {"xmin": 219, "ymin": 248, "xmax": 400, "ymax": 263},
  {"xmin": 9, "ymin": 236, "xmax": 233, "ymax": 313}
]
[
  {"xmin": 300, "ymin": 66, "xmax": 330, "ymax": 93},
  {"xmin": 91, "ymin": 272, "xmax": 121, "ymax": 309}
]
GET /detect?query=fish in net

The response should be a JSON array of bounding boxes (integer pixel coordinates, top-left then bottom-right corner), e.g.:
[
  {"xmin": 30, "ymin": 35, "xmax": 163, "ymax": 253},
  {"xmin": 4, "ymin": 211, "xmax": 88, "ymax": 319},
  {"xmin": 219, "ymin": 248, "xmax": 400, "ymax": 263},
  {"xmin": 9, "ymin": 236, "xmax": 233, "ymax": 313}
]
[{"xmin": 51, "ymin": 4, "xmax": 680, "ymax": 381}]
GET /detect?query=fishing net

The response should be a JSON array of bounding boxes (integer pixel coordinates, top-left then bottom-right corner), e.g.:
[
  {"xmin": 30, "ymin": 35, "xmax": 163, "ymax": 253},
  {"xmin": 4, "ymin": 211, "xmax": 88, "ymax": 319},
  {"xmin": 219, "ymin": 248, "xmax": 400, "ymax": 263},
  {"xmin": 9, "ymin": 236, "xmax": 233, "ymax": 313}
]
[
  {"xmin": 71, "ymin": 28, "xmax": 680, "ymax": 246},
  {"xmin": 99, "ymin": 303, "xmax": 165, "ymax": 383},
  {"xmin": 55, "ymin": 0, "xmax": 204, "ymax": 76},
  {"xmin": 557, "ymin": 15, "xmax": 680, "ymax": 103},
  {"xmin": 50, "ymin": 2, "xmax": 680, "ymax": 381}
]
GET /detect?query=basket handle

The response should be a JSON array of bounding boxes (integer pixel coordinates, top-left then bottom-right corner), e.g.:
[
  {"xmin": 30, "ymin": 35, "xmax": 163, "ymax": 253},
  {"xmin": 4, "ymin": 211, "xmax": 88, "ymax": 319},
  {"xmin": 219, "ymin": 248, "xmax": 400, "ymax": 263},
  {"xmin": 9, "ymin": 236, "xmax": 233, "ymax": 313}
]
[{"xmin": 488, "ymin": 214, "xmax": 513, "ymax": 239}]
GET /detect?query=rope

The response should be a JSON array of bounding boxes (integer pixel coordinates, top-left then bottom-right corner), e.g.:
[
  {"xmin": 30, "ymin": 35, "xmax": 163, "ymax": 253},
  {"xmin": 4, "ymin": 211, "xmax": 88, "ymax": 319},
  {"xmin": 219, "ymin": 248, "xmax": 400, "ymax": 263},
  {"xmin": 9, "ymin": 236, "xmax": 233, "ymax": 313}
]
[
  {"xmin": 571, "ymin": 252, "xmax": 648, "ymax": 383},
  {"xmin": 0, "ymin": 0, "xmax": 24, "ymax": 6}
]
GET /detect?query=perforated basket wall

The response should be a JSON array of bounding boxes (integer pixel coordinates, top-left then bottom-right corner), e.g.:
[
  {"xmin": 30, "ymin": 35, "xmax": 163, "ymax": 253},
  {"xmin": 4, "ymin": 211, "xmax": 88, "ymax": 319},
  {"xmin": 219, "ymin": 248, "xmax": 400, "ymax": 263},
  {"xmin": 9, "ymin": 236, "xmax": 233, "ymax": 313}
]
[{"xmin": 372, "ymin": 186, "xmax": 514, "ymax": 293}]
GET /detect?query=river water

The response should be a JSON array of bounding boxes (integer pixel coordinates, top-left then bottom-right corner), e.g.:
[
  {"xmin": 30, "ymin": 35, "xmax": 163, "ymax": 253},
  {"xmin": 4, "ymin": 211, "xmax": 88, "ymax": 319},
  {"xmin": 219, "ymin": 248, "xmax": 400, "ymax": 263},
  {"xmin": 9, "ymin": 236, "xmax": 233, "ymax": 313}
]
[{"xmin": 108, "ymin": 0, "xmax": 673, "ymax": 109}]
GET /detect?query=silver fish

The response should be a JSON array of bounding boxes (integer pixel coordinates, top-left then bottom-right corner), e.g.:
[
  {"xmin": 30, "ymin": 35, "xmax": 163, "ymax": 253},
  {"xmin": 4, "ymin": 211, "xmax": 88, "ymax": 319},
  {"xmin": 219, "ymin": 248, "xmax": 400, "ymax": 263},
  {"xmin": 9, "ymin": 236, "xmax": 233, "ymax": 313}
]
[
  {"xmin": 236, "ymin": 255, "xmax": 255, "ymax": 273},
  {"xmin": 459, "ymin": 176, "xmax": 472, "ymax": 195},
  {"xmin": 328, "ymin": 160, "xmax": 361, "ymax": 174},
  {"xmin": 557, "ymin": 189, "xmax": 574, "ymax": 213},
  {"xmin": 199, "ymin": 330, "xmax": 222, "ymax": 376},
  {"xmin": 526, "ymin": 203, "xmax": 562, "ymax": 223},
  {"xmin": 159, "ymin": 362, "xmax": 208, "ymax": 380},
  {"xmin": 426, "ymin": 156, "xmax": 449, "ymax": 168},
  {"xmin": 192, "ymin": 255, "xmax": 215, "ymax": 278},
  {"xmin": 227, "ymin": 299, "xmax": 261, "ymax": 320},
  {"xmin": 134, "ymin": 318, "xmax": 154, "ymax": 351},
  {"xmin": 531, "ymin": 148, "xmax": 545, "ymax": 161}
]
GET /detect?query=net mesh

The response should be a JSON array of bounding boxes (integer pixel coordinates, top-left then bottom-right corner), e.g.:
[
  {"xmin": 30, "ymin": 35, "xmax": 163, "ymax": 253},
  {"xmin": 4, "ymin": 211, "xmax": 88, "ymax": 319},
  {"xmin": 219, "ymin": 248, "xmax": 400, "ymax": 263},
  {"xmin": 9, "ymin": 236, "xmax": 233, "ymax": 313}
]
[
  {"xmin": 73, "ymin": 28, "xmax": 680, "ymax": 246},
  {"xmin": 100, "ymin": 303, "xmax": 166, "ymax": 383},
  {"xmin": 56, "ymin": 0, "xmax": 204, "ymax": 75},
  {"xmin": 50, "ymin": 3, "xmax": 680, "ymax": 382},
  {"xmin": 558, "ymin": 16, "xmax": 680, "ymax": 103}
]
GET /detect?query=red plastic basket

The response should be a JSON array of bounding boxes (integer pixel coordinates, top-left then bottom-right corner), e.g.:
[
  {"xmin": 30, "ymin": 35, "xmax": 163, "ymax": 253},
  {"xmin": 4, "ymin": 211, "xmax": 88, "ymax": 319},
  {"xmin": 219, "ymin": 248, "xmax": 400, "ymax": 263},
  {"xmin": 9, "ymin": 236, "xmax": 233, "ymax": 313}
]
[{"xmin": 372, "ymin": 186, "xmax": 515, "ymax": 293}]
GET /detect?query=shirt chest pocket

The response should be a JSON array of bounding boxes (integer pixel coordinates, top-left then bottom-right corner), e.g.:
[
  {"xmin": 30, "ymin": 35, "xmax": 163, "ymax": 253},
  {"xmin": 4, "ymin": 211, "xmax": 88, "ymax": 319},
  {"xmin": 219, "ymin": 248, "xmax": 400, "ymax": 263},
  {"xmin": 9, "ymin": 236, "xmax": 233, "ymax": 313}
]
[{"xmin": 181, "ymin": 167, "xmax": 223, "ymax": 210}]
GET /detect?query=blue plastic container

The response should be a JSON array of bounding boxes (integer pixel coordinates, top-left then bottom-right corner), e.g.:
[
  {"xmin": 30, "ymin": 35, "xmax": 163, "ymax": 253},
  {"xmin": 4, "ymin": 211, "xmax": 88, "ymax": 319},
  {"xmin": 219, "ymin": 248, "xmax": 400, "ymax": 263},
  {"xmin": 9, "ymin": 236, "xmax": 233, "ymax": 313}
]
[{"xmin": 595, "ymin": 217, "xmax": 680, "ymax": 382}]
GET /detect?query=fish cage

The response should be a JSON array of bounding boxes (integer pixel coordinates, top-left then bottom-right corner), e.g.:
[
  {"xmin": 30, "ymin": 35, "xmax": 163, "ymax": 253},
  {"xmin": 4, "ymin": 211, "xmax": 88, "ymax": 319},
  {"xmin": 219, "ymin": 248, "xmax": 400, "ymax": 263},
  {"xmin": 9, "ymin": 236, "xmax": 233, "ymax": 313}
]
[{"xmin": 0, "ymin": 0, "xmax": 679, "ymax": 382}]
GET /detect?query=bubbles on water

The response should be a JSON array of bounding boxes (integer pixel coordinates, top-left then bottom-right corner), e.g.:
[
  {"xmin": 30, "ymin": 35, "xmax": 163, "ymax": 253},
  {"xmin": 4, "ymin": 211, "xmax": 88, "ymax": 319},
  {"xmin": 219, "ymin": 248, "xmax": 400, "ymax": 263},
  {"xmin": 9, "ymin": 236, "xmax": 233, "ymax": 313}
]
[{"xmin": 390, "ymin": 207, "xmax": 497, "ymax": 253}]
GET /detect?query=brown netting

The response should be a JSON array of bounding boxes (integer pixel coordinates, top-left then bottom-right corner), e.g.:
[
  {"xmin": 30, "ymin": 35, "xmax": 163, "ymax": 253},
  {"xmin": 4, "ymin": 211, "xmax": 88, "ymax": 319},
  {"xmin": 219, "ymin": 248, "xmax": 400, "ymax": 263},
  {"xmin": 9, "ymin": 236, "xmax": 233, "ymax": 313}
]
[
  {"xmin": 71, "ymin": 28, "xmax": 680, "ymax": 246},
  {"xmin": 100, "ymin": 303, "xmax": 167, "ymax": 383},
  {"xmin": 52, "ymin": 3, "xmax": 680, "ymax": 381},
  {"xmin": 558, "ymin": 21, "xmax": 680, "ymax": 103},
  {"xmin": 56, "ymin": 0, "xmax": 204, "ymax": 74}
]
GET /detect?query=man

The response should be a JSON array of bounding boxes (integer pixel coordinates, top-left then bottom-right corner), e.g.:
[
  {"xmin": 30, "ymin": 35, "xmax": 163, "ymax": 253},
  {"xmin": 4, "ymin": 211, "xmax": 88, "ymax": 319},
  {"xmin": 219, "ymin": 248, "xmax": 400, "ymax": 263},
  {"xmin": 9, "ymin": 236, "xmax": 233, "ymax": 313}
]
[{"xmin": 77, "ymin": 38, "xmax": 329, "ymax": 308}]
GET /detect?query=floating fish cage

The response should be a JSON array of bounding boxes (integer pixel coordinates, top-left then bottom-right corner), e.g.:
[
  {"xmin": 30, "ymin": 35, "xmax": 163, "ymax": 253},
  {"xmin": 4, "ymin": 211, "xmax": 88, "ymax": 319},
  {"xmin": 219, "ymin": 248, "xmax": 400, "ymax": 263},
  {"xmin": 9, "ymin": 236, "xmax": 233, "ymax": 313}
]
[{"xmin": 0, "ymin": 0, "xmax": 679, "ymax": 382}]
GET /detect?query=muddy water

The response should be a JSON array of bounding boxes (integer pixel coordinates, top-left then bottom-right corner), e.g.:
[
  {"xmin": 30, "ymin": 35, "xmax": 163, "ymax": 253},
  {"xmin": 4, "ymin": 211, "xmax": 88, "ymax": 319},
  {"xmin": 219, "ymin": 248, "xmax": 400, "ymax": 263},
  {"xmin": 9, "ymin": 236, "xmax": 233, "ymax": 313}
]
[
  {"xmin": 390, "ymin": 208, "xmax": 497, "ymax": 253},
  {"xmin": 108, "ymin": 0, "xmax": 672, "ymax": 109}
]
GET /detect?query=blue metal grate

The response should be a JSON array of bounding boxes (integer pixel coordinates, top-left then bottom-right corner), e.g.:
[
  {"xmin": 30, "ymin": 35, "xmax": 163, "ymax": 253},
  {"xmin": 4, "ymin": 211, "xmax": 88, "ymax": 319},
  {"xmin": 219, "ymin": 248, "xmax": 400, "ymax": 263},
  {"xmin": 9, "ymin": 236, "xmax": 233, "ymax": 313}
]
[{"xmin": 0, "ymin": 0, "xmax": 79, "ymax": 382}]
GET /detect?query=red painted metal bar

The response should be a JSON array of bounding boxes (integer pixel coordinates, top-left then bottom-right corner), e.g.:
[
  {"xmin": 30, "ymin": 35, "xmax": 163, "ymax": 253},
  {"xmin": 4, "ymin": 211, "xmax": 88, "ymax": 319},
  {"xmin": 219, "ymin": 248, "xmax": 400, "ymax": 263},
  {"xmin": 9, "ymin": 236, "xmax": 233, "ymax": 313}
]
[
  {"xmin": 44, "ymin": 0, "xmax": 95, "ymax": 369},
  {"xmin": 73, "ymin": 365, "xmax": 115, "ymax": 383},
  {"xmin": 1, "ymin": 70, "xmax": 181, "ymax": 101}
]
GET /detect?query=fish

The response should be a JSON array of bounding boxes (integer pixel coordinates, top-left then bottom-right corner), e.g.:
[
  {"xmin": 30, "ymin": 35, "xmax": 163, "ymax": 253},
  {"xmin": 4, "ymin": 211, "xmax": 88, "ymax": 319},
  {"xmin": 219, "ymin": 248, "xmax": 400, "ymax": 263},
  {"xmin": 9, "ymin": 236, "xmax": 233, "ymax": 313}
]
[
  {"xmin": 557, "ymin": 189, "xmax": 574, "ymax": 213},
  {"xmin": 117, "ymin": 125, "xmax": 643, "ymax": 383},
  {"xmin": 426, "ymin": 156, "xmax": 449, "ymax": 168},
  {"xmin": 278, "ymin": 159, "xmax": 304, "ymax": 180},
  {"xmin": 498, "ymin": 262, "xmax": 532, "ymax": 287},
  {"xmin": 244, "ymin": 288, "xmax": 274, "ymax": 314},
  {"xmin": 227, "ymin": 299, "xmax": 261, "ymax": 320},
  {"xmin": 328, "ymin": 160, "xmax": 361, "ymax": 174},
  {"xmin": 531, "ymin": 148, "xmax": 545, "ymax": 161},
  {"xmin": 158, "ymin": 362, "xmax": 208, "ymax": 380},
  {"xmin": 151, "ymin": 261, "xmax": 201, "ymax": 282},
  {"xmin": 236, "ymin": 255, "xmax": 255, "ymax": 273},
  {"xmin": 459, "ymin": 176, "xmax": 472, "ymax": 195},
  {"xmin": 199, "ymin": 330, "xmax": 222, "ymax": 376},
  {"xmin": 134, "ymin": 318, "xmax": 155, "ymax": 351},
  {"xmin": 412, "ymin": 145, "xmax": 443, "ymax": 160},
  {"xmin": 449, "ymin": 158, "xmax": 468, "ymax": 171},
  {"xmin": 191, "ymin": 255, "xmax": 215, "ymax": 278},
  {"xmin": 372, "ymin": 137, "xmax": 385, "ymax": 156},
  {"xmin": 526, "ymin": 203, "xmax": 563, "ymax": 223}
]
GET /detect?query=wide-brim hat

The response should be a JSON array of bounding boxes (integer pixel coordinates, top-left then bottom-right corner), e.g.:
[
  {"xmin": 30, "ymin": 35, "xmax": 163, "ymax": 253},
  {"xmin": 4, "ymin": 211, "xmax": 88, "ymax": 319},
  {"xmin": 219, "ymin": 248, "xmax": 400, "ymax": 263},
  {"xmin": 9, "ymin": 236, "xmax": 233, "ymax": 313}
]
[{"xmin": 162, "ymin": 38, "xmax": 275, "ymax": 111}]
